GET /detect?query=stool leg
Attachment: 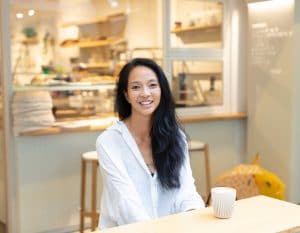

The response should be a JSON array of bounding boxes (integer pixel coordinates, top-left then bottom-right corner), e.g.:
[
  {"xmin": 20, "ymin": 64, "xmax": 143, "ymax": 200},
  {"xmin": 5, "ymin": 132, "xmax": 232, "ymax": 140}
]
[
  {"xmin": 91, "ymin": 161, "xmax": 98, "ymax": 231},
  {"xmin": 80, "ymin": 159, "xmax": 86, "ymax": 233},
  {"xmin": 204, "ymin": 144, "xmax": 211, "ymax": 197}
]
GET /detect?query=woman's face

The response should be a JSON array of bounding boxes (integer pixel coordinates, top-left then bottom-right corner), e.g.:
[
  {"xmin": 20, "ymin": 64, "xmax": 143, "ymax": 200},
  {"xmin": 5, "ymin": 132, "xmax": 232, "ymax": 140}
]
[{"xmin": 125, "ymin": 65, "xmax": 161, "ymax": 118}]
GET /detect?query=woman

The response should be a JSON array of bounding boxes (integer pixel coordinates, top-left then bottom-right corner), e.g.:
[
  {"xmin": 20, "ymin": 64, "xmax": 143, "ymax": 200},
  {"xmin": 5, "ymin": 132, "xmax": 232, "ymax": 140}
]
[{"xmin": 96, "ymin": 58, "xmax": 204, "ymax": 229}]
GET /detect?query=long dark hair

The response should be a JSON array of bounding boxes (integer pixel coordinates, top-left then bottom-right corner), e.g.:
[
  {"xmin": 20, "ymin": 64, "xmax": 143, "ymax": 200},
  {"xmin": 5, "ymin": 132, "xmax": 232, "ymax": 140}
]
[{"xmin": 116, "ymin": 58, "xmax": 185, "ymax": 189}]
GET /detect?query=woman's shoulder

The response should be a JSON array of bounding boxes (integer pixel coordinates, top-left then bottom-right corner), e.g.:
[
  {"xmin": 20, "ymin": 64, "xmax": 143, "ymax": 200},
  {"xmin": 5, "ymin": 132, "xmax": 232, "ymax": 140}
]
[
  {"xmin": 96, "ymin": 121, "xmax": 125, "ymax": 146},
  {"xmin": 178, "ymin": 128, "xmax": 187, "ymax": 141}
]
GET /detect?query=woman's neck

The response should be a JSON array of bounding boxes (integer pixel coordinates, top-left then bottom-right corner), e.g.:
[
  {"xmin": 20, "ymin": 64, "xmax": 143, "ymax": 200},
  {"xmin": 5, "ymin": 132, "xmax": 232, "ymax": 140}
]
[{"xmin": 125, "ymin": 115, "xmax": 151, "ymax": 141}]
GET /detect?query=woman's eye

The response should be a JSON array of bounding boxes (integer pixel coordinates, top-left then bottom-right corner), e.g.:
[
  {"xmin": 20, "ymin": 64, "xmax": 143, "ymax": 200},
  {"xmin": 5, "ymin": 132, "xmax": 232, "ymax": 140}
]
[
  {"xmin": 131, "ymin": 85, "xmax": 140, "ymax": 90},
  {"xmin": 149, "ymin": 83, "xmax": 159, "ymax": 88}
]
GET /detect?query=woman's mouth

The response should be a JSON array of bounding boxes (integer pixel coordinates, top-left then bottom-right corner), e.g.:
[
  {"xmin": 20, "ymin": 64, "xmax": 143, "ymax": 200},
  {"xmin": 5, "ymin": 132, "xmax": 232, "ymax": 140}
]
[{"xmin": 139, "ymin": 100, "xmax": 153, "ymax": 106}]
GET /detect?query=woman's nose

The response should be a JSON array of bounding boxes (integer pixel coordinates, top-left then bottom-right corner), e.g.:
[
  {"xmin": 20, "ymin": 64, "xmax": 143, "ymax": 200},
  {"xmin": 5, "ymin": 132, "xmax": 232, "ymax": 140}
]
[{"xmin": 141, "ymin": 86, "xmax": 150, "ymax": 96}]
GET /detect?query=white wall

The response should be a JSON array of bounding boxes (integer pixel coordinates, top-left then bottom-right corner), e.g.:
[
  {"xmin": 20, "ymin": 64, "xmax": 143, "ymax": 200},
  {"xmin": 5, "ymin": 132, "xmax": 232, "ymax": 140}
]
[
  {"xmin": 125, "ymin": 0, "xmax": 161, "ymax": 49},
  {"xmin": 0, "ymin": 130, "xmax": 6, "ymax": 223},
  {"xmin": 15, "ymin": 120, "xmax": 246, "ymax": 233},
  {"xmin": 0, "ymin": 0, "xmax": 9, "ymax": 226},
  {"xmin": 291, "ymin": 0, "xmax": 300, "ymax": 203},
  {"xmin": 0, "ymin": 24, "xmax": 7, "ymax": 223},
  {"xmin": 16, "ymin": 132, "xmax": 100, "ymax": 233},
  {"xmin": 247, "ymin": 0, "xmax": 299, "ymax": 203},
  {"xmin": 184, "ymin": 120, "xmax": 247, "ymax": 195}
]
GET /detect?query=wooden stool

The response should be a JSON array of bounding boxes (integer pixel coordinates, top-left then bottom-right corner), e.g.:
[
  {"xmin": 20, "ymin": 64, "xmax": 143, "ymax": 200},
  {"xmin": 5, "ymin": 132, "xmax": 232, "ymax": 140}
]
[
  {"xmin": 188, "ymin": 140, "xmax": 211, "ymax": 203},
  {"xmin": 80, "ymin": 151, "xmax": 99, "ymax": 233}
]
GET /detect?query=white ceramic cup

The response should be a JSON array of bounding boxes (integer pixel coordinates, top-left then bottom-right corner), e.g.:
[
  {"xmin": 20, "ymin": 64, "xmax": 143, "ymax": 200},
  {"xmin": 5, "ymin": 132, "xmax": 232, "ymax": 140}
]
[{"xmin": 211, "ymin": 187, "xmax": 236, "ymax": 219}]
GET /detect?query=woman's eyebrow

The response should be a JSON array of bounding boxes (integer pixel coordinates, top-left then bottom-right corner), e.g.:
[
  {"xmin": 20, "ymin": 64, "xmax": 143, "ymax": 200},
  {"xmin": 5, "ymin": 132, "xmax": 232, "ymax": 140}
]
[
  {"xmin": 128, "ymin": 81, "xmax": 141, "ymax": 85},
  {"xmin": 148, "ymin": 79, "xmax": 159, "ymax": 82}
]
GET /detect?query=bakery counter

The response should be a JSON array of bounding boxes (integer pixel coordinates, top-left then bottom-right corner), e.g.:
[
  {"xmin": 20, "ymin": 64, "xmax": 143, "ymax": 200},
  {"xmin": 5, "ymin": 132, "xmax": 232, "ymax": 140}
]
[{"xmin": 18, "ymin": 112, "xmax": 247, "ymax": 136}]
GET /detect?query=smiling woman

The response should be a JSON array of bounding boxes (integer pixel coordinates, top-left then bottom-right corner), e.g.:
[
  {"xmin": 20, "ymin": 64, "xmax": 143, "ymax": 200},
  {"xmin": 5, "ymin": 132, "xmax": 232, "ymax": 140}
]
[
  {"xmin": 96, "ymin": 58, "xmax": 205, "ymax": 229},
  {"xmin": 125, "ymin": 65, "xmax": 161, "ymax": 118}
]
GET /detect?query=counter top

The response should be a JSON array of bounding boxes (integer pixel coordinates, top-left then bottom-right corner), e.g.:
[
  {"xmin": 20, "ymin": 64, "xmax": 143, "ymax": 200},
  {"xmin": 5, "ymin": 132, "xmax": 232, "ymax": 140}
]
[
  {"xmin": 18, "ymin": 112, "xmax": 247, "ymax": 136},
  {"xmin": 93, "ymin": 195, "xmax": 300, "ymax": 233}
]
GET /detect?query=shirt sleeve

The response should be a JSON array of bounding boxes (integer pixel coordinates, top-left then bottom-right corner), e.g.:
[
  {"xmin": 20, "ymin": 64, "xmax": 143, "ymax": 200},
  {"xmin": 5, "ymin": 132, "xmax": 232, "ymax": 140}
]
[
  {"xmin": 96, "ymin": 134, "xmax": 151, "ymax": 226},
  {"xmin": 172, "ymin": 136, "xmax": 205, "ymax": 213}
]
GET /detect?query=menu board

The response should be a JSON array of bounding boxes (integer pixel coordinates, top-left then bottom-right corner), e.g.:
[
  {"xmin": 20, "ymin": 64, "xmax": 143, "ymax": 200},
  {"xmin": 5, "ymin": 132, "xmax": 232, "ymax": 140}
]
[{"xmin": 248, "ymin": 0, "xmax": 293, "ymax": 77}]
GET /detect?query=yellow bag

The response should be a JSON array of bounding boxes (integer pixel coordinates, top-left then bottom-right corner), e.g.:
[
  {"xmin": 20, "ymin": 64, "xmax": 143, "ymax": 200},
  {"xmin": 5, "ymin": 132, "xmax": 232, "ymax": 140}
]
[{"xmin": 214, "ymin": 153, "xmax": 285, "ymax": 200}]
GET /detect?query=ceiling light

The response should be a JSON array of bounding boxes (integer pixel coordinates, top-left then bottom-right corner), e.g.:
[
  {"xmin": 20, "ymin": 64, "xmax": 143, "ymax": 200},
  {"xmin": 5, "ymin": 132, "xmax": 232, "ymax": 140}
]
[
  {"xmin": 16, "ymin": 13, "xmax": 24, "ymax": 19},
  {"xmin": 107, "ymin": 0, "xmax": 119, "ymax": 8},
  {"xmin": 28, "ymin": 9, "xmax": 35, "ymax": 16}
]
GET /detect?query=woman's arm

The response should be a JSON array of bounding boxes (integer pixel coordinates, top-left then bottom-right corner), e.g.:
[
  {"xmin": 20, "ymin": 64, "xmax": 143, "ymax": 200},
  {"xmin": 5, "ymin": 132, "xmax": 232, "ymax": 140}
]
[{"xmin": 97, "ymin": 134, "xmax": 151, "ymax": 226}]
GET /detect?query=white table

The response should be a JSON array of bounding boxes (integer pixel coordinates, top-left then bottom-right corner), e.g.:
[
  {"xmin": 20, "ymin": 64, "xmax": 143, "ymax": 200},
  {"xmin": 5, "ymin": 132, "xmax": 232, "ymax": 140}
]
[{"xmin": 94, "ymin": 195, "xmax": 300, "ymax": 233}]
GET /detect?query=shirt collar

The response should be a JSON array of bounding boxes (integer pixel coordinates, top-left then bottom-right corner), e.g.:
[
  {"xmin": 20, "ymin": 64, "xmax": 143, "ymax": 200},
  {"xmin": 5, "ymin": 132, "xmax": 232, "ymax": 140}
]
[{"xmin": 117, "ymin": 121, "xmax": 154, "ymax": 176}]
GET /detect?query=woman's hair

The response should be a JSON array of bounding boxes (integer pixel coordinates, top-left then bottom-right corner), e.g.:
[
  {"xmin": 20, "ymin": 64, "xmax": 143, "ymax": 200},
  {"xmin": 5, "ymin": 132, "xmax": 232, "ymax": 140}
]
[{"xmin": 116, "ymin": 58, "xmax": 185, "ymax": 189}]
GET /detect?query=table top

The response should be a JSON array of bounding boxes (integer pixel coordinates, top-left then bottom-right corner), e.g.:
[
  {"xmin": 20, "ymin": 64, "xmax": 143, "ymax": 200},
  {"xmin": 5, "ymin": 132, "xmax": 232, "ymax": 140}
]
[{"xmin": 94, "ymin": 195, "xmax": 300, "ymax": 233}]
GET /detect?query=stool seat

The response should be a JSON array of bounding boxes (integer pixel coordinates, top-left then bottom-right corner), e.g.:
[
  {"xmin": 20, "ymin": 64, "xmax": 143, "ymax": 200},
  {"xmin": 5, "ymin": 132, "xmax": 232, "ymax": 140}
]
[
  {"xmin": 82, "ymin": 151, "xmax": 98, "ymax": 161},
  {"xmin": 188, "ymin": 140, "xmax": 205, "ymax": 151}
]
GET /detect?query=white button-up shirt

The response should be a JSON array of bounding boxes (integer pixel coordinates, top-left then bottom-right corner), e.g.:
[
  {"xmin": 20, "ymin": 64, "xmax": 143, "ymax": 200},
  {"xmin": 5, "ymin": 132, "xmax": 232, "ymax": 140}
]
[{"xmin": 96, "ymin": 121, "xmax": 204, "ymax": 229}]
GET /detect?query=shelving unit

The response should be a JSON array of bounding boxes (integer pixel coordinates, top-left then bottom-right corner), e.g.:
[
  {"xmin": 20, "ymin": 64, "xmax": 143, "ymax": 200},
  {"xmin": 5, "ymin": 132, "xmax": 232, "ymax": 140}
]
[{"xmin": 60, "ymin": 12, "xmax": 127, "ymax": 76}]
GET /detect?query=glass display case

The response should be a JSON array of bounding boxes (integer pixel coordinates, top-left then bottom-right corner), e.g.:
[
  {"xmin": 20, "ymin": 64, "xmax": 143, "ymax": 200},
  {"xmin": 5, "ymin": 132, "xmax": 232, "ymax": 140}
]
[{"xmin": 13, "ymin": 71, "xmax": 116, "ymax": 119}]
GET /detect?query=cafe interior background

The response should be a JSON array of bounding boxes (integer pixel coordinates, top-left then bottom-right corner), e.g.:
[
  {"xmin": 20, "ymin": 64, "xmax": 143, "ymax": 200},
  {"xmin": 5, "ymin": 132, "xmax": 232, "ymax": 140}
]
[{"xmin": 0, "ymin": 0, "xmax": 300, "ymax": 232}]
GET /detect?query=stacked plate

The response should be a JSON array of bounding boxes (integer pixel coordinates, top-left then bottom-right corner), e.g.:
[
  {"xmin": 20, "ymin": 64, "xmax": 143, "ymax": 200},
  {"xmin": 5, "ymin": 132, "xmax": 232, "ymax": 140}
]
[{"xmin": 12, "ymin": 91, "xmax": 55, "ymax": 135}]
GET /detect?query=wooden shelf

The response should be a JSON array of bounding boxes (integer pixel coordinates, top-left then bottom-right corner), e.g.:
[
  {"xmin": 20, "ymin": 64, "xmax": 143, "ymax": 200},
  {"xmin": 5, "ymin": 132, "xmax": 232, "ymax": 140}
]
[
  {"xmin": 171, "ymin": 24, "xmax": 221, "ymax": 34},
  {"xmin": 61, "ymin": 12, "xmax": 126, "ymax": 28},
  {"xmin": 17, "ymin": 112, "xmax": 247, "ymax": 136},
  {"xmin": 84, "ymin": 62, "xmax": 111, "ymax": 69},
  {"xmin": 60, "ymin": 37, "xmax": 125, "ymax": 48},
  {"xmin": 179, "ymin": 112, "xmax": 247, "ymax": 123},
  {"xmin": 18, "ymin": 37, "xmax": 39, "ymax": 45}
]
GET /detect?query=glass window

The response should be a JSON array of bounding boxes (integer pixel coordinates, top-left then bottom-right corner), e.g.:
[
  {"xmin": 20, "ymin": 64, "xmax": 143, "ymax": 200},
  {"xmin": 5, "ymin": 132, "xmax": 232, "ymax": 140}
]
[
  {"xmin": 10, "ymin": 0, "xmax": 162, "ymax": 123},
  {"xmin": 172, "ymin": 60, "xmax": 223, "ymax": 107},
  {"xmin": 170, "ymin": 0, "xmax": 223, "ymax": 48}
]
